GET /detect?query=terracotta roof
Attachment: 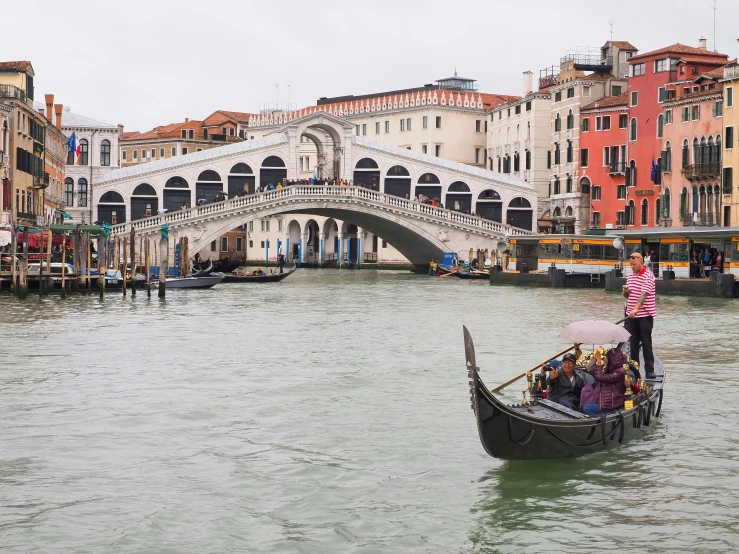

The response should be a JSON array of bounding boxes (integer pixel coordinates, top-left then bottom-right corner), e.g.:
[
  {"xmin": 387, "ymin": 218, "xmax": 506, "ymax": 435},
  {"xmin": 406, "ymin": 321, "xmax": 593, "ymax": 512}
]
[
  {"xmin": 203, "ymin": 110, "xmax": 253, "ymax": 126},
  {"xmin": 630, "ymin": 43, "xmax": 728, "ymax": 62},
  {"xmin": 215, "ymin": 110, "xmax": 254, "ymax": 123},
  {"xmin": 122, "ymin": 131, "xmax": 142, "ymax": 140},
  {"xmin": 480, "ymin": 93, "xmax": 520, "ymax": 109},
  {"xmin": 702, "ymin": 66, "xmax": 728, "ymax": 79},
  {"xmin": 0, "ymin": 61, "xmax": 34, "ymax": 74},
  {"xmin": 581, "ymin": 92, "xmax": 629, "ymax": 111},
  {"xmin": 607, "ymin": 41, "xmax": 638, "ymax": 52},
  {"xmin": 678, "ymin": 57, "xmax": 726, "ymax": 67},
  {"xmin": 121, "ymin": 120, "xmax": 204, "ymax": 142},
  {"xmin": 680, "ymin": 88, "xmax": 722, "ymax": 101}
]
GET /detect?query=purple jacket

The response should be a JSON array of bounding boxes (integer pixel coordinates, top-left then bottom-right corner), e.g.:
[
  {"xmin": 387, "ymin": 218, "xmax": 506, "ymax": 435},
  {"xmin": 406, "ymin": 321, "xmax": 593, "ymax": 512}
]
[{"xmin": 593, "ymin": 363, "xmax": 626, "ymax": 410}]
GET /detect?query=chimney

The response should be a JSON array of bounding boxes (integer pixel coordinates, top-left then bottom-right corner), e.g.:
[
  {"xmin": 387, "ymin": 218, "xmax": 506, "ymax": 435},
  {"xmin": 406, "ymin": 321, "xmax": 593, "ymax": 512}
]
[
  {"xmin": 736, "ymin": 38, "xmax": 739, "ymax": 63},
  {"xmin": 522, "ymin": 71, "xmax": 534, "ymax": 95},
  {"xmin": 699, "ymin": 37, "xmax": 707, "ymax": 50},
  {"xmin": 54, "ymin": 104, "xmax": 63, "ymax": 130},
  {"xmin": 185, "ymin": 118, "xmax": 189, "ymax": 123},
  {"xmin": 44, "ymin": 94, "xmax": 54, "ymax": 123}
]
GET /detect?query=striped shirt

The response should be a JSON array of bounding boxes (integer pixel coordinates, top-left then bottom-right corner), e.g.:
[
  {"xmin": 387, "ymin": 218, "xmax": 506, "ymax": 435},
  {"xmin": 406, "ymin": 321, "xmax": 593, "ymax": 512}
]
[{"xmin": 625, "ymin": 267, "xmax": 656, "ymax": 317}]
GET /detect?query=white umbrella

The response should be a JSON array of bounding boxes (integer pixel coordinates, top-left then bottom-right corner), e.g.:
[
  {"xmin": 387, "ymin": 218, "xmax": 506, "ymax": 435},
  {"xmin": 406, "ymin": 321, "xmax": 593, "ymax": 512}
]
[{"xmin": 558, "ymin": 320, "xmax": 631, "ymax": 345}]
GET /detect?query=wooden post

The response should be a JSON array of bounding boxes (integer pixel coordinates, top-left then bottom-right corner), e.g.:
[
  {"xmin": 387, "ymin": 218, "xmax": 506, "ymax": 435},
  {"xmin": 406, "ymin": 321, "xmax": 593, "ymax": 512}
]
[
  {"xmin": 18, "ymin": 226, "xmax": 28, "ymax": 299},
  {"xmin": 86, "ymin": 232, "xmax": 92, "ymax": 295},
  {"xmin": 98, "ymin": 234, "xmax": 106, "ymax": 299},
  {"xmin": 130, "ymin": 226, "xmax": 136, "ymax": 297},
  {"xmin": 183, "ymin": 237, "xmax": 189, "ymax": 277},
  {"xmin": 158, "ymin": 236, "xmax": 168, "ymax": 298},
  {"xmin": 122, "ymin": 236, "xmax": 128, "ymax": 297},
  {"xmin": 10, "ymin": 224, "xmax": 17, "ymax": 296},
  {"xmin": 38, "ymin": 231, "xmax": 45, "ymax": 297},
  {"xmin": 71, "ymin": 227, "xmax": 80, "ymax": 292},
  {"xmin": 44, "ymin": 229, "xmax": 52, "ymax": 294},
  {"xmin": 60, "ymin": 232, "xmax": 67, "ymax": 298},
  {"xmin": 145, "ymin": 238, "xmax": 151, "ymax": 297}
]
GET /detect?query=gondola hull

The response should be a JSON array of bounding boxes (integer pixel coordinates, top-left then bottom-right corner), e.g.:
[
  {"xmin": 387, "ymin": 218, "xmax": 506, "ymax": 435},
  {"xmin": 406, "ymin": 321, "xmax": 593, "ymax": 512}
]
[
  {"xmin": 464, "ymin": 327, "xmax": 665, "ymax": 460},
  {"xmin": 455, "ymin": 270, "xmax": 490, "ymax": 280},
  {"xmin": 222, "ymin": 265, "xmax": 297, "ymax": 283}
]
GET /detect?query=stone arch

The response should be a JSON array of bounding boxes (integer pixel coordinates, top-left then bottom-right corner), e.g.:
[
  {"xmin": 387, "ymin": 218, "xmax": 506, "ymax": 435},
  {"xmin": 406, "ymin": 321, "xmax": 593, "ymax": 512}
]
[
  {"xmin": 260, "ymin": 155, "xmax": 287, "ymax": 188},
  {"xmin": 163, "ymin": 175, "xmax": 191, "ymax": 212},
  {"xmin": 229, "ymin": 163, "xmax": 255, "ymax": 196},
  {"xmin": 131, "ymin": 183, "xmax": 158, "ymax": 221},
  {"xmin": 415, "ymin": 172, "xmax": 442, "ymax": 202},
  {"xmin": 354, "ymin": 157, "xmax": 380, "ymax": 188},
  {"xmin": 303, "ymin": 218, "xmax": 321, "ymax": 262},
  {"xmin": 384, "ymin": 164, "xmax": 411, "ymax": 198},
  {"xmin": 475, "ymin": 188, "xmax": 502, "ymax": 222},
  {"xmin": 98, "ymin": 191, "xmax": 126, "ymax": 225},
  {"xmin": 446, "ymin": 181, "xmax": 472, "ymax": 212},
  {"xmin": 507, "ymin": 197, "xmax": 533, "ymax": 230},
  {"xmin": 579, "ymin": 176, "xmax": 591, "ymax": 195},
  {"xmin": 286, "ymin": 218, "xmax": 302, "ymax": 262},
  {"xmin": 196, "ymin": 169, "xmax": 224, "ymax": 204}
]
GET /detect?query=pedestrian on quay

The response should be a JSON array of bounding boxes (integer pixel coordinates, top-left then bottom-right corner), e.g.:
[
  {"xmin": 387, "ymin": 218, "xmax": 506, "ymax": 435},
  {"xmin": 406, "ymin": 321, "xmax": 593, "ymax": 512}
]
[{"xmin": 622, "ymin": 251, "xmax": 656, "ymax": 379}]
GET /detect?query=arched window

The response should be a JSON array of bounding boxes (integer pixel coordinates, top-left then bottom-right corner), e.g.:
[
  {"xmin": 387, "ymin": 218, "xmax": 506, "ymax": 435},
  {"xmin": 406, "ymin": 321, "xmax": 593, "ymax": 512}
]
[
  {"xmin": 386, "ymin": 165, "xmax": 410, "ymax": 177},
  {"xmin": 657, "ymin": 114, "xmax": 664, "ymax": 138},
  {"xmin": 716, "ymin": 135, "xmax": 722, "ymax": 162},
  {"xmin": 628, "ymin": 160, "xmax": 637, "ymax": 187},
  {"xmin": 565, "ymin": 206, "xmax": 573, "ymax": 217},
  {"xmin": 693, "ymin": 138, "xmax": 700, "ymax": 164},
  {"xmin": 525, "ymin": 150, "xmax": 531, "ymax": 170},
  {"xmin": 566, "ymin": 141, "xmax": 573, "ymax": 163},
  {"xmin": 682, "ymin": 139, "xmax": 689, "ymax": 169},
  {"xmin": 566, "ymin": 109, "xmax": 574, "ymax": 130},
  {"xmin": 355, "ymin": 158, "xmax": 379, "ymax": 169},
  {"xmin": 630, "ymin": 118, "xmax": 637, "ymax": 141},
  {"xmin": 692, "ymin": 186, "xmax": 699, "ymax": 214},
  {"xmin": 418, "ymin": 173, "xmax": 440, "ymax": 184},
  {"xmin": 553, "ymin": 207, "xmax": 561, "ymax": 217},
  {"xmin": 448, "ymin": 181, "xmax": 470, "ymax": 192},
  {"xmin": 663, "ymin": 188, "xmax": 671, "ymax": 221},
  {"xmin": 553, "ymin": 177, "xmax": 560, "ymax": 195},
  {"xmin": 641, "ymin": 198, "xmax": 649, "ymax": 225},
  {"xmin": 679, "ymin": 187, "xmax": 688, "ymax": 218},
  {"xmin": 100, "ymin": 139, "xmax": 111, "ymax": 166},
  {"xmin": 230, "ymin": 163, "xmax": 253, "ymax": 174},
  {"xmin": 664, "ymin": 141, "xmax": 672, "ymax": 172},
  {"xmin": 64, "ymin": 177, "xmax": 74, "ymax": 206},
  {"xmin": 513, "ymin": 153, "xmax": 520, "ymax": 172},
  {"xmin": 262, "ymin": 155, "xmax": 285, "ymax": 167},
  {"xmin": 580, "ymin": 176, "xmax": 591, "ymax": 195},
  {"xmin": 554, "ymin": 113, "xmax": 561, "ymax": 132},
  {"xmin": 566, "ymin": 176, "xmax": 572, "ymax": 193},
  {"xmin": 78, "ymin": 178, "xmax": 88, "ymax": 207},
  {"xmin": 627, "ymin": 200, "xmax": 635, "ymax": 225},
  {"xmin": 79, "ymin": 139, "xmax": 89, "ymax": 165},
  {"xmin": 527, "ymin": 121, "xmax": 531, "ymax": 140}
]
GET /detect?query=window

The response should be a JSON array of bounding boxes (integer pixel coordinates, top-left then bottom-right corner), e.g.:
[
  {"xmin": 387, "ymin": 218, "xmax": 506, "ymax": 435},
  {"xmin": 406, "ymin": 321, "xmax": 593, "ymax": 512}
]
[
  {"xmin": 182, "ymin": 147, "xmax": 188, "ymax": 155},
  {"xmin": 249, "ymin": 221, "xmax": 253, "ymax": 232},
  {"xmin": 547, "ymin": 150, "xmax": 551, "ymax": 169},
  {"xmin": 662, "ymin": 142, "xmax": 672, "ymax": 172},
  {"xmin": 658, "ymin": 87, "xmax": 667, "ymax": 102},
  {"xmin": 260, "ymin": 241, "xmax": 265, "ymax": 248},
  {"xmin": 603, "ymin": 147, "xmax": 610, "ymax": 167},
  {"xmin": 617, "ymin": 211, "xmax": 626, "ymax": 225},
  {"xmin": 356, "ymin": 125, "xmax": 360, "ymax": 136},
  {"xmin": 581, "ymin": 148, "xmax": 589, "ymax": 167},
  {"xmin": 171, "ymin": 147, "xmax": 176, "ymax": 156},
  {"xmin": 655, "ymin": 59, "xmax": 668, "ymax": 73},
  {"xmin": 554, "ymin": 143, "xmax": 560, "ymax": 164},
  {"xmin": 121, "ymin": 150, "xmax": 127, "ymax": 161},
  {"xmin": 630, "ymin": 118, "xmax": 637, "ymax": 141},
  {"xmin": 566, "ymin": 141, "xmax": 573, "ymax": 163},
  {"xmin": 727, "ymin": 126, "xmax": 734, "ymax": 149},
  {"xmin": 727, "ymin": 87, "xmax": 733, "ymax": 107},
  {"xmin": 406, "ymin": 118, "xmax": 411, "ymax": 131},
  {"xmin": 713, "ymin": 101, "xmax": 723, "ymax": 117},
  {"xmin": 592, "ymin": 212, "xmax": 601, "ymax": 227},
  {"xmin": 581, "ymin": 118, "xmax": 590, "ymax": 132},
  {"xmin": 133, "ymin": 150, "xmax": 138, "ymax": 160},
  {"xmin": 400, "ymin": 119, "xmax": 405, "ymax": 132},
  {"xmin": 682, "ymin": 106, "xmax": 690, "ymax": 122},
  {"xmin": 476, "ymin": 120, "xmax": 481, "ymax": 132},
  {"xmin": 641, "ymin": 199, "xmax": 649, "ymax": 225},
  {"xmin": 422, "ymin": 116, "xmax": 428, "ymax": 129},
  {"xmin": 236, "ymin": 237, "xmax": 243, "ymax": 252},
  {"xmin": 665, "ymin": 109, "xmax": 673, "ymax": 124},
  {"xmin": 630, "ymin": 91, "xmax": 638, "ymax": 107},
  {"xmin": 99, "ymin": 139, "xmax": 111, "ymax": 166},
  {"xmin": 475, "ymin": 148, "xmax": 481, "ymax": 164},
  {"xmin": 230, "ymin": 128, "xmax": 235, "ymax": 136},
  {"xmin": 507, "ymin": 108, "xmax": 511, "ymax": 117},
  {"xmin": 375, "ymin": 122, "xmax": 380, "ymax": 134},
  {"xmin": 525, "ymin": 150, "xmax": 531, "ymax": 170},
  {"xmin": 435, "ymin": 144, "xmax": 441, "ymax": 157},
  {"xmin": 79, "ymin": 139, "xmax": 89, "ymax": 165},
  {"xmin": 515, "ymin": 105, "xmax": 521, "ymax": 115},
  {"xmin": 566, "ymin": 177, "xmax": 572, "ymax": 193},
  {"xmin": 362, "ymin": 123, "xmax": 367, "ymax": 135},
  {"xmin": 612, "ymin": 85, "xmax": 622, "ymax": 95},
  {"xmin": 592, "ymin": 185, "xmax": 601, "ymax": 200},
  {"xmin": 64, "ymin": 178, "xmax": 74, "ymax": 206},
  {"xmin": 691, "ymin": 105, "xmax": 700, "ymax": 121},
  {"xmin": 632, "ymin": 63, "xmax": 646, "ymax": 76},
  {"xmin": 385, "ymin": 121, "xmax": 390, "ymax": 133},
  {"xmin": 160, "ymin": 148, "xmax": 165, "ymax": 157},
  {"xmin": 617, "ymin": 184, "xmax": 626, "ymax": 200},
  {"xmin": 553, "ymin": 178, "xmax": 560, "ymax": 194},
  {"xmin": 435, "ymin": 116, "xmax": 442, "ymax": 129},
  {"xmin": 566, "ymin": 87, "xmax": 574, "ymax": 98},
  {"xmin": 603, "ymin": 116, "xmax": 611, "ymax": 131},
  {"xmin": 682, "ymin": 139, "xmax": 689, "ymax": 169},
  {"xmin": 221, "ymin": 237, "xmax": 228, "ymax": 252},
  {"xmin": 525, "ymin": 101, "xmax": 532, "ymax": 111},
  {"xmin": 554, "ymin": 114, "xmax": 561, "ymax": 132},
  {"xmin": 78, "ymin": 178, "xmax": 88, "ymax": 207},
  {"xmin": 724, "ymin": 167, "xmax": 733, "ymax": 195},
  {"xmin": 554, "ymin": 91, "xmax": 562, "ymax": 102},
  {"xmin": 657, "ymin": 114, "xmax": 664, "ymax": 138},
  {"xmin": 619, "ymin": 113, "xmax": 628, "ymax": 128},
  {"xmin": 566, "ymin": 110, "xmax": 574, "ymax": 130},
  {"xmin": 422, "ymin": 144, "xmax": 427, "ymax": 154},
  {"xmin": 181, "ymin": 130, "xmax": 186, "ymax": 138},
  {"xmin": 260, "ymin": 220, "xmax": 270, "ymax": 232},
  {"xmin": 583, "ymin": 86, "xmax": 591, "ymax": 97},
  {"xmin": 189, "ymin": 129, "xmax": 194, "ymax": 139},
  {"xmin": 596, "ymin": 116, "xmax": 602, "ymax": 131},
  {"xmin": 278, "ymin": 219, "xmax": 283, "ymax": 231},
  {"xmin": 151, "ymin": 148, "xmax": 156, "ymax": 158}
]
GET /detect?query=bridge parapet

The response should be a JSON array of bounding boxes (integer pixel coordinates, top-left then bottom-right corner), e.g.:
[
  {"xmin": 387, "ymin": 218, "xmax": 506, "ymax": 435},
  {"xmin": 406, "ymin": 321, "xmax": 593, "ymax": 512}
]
[{"xmin": 110, "ymin": 186, "xmax": 532, "ymax": 240}]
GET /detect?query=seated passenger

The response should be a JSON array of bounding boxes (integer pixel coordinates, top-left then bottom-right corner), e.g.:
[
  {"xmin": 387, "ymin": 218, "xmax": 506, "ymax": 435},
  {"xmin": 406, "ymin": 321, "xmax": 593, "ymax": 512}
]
[
  {"xmin": 582, "ymin": 348, "xmax": 626, "ymax": 417},
  {"xmin": 540, "ymin": 352, "xmax": 585, "ymax": 410}
]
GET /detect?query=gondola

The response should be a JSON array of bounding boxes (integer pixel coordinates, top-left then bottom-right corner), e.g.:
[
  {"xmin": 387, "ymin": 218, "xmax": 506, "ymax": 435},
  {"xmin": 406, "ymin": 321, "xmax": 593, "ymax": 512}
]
[
  {"xmin": 463, "ymin": 326, "xmax": 665, "ymax": 460},
  {"xmin": 190, "ymin": 259, "xmax": 213, "ymax": 277},
  {"xmin": 455, "ymin": 269, "xmax": 490, "ymax": 280},
  {"xmin": 193, "ymin": 258, "xmax": 241, "ymax": 274},
  {"xmin": 158, "ymin": 272, "xmax": 224, "ymax": 289},
  {"xmin": 222, "ymin": 264, "xmax": 297, "ymax": 283}
]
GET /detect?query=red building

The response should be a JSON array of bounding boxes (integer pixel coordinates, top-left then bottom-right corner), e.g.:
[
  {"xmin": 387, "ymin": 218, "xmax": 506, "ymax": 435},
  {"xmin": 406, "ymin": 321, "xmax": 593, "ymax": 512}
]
[
  {"xmin": 626, "ymin": 40, "xmax": 728, "ymax": 228},
  {"xmin": 579, "ymin": 93, "xmax": 629, "ymax": 230}
]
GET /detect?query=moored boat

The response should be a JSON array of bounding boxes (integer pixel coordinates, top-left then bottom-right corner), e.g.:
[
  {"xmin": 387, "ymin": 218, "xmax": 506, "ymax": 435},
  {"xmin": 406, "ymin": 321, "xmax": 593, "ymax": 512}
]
[
  {"xmin": 455, "ymin": 269, "xmax": 490, "ymax": 280},
  {"xmin": 160, "ymin": 273, "xmax": 224, "ymax": 289},
  {"xmin": 222, "ymin": 264, "xmax": 297, "ymax": 283},
  {"xmin": 463, "ymin": 326, "xmax": 665, "ymax": 460}
]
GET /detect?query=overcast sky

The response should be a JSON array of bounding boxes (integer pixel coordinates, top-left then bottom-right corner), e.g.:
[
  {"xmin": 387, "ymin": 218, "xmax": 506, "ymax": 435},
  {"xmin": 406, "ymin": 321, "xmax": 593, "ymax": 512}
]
[{"xmin": 6, "ymin": 0, "xmax": 739, "ymax": 132}]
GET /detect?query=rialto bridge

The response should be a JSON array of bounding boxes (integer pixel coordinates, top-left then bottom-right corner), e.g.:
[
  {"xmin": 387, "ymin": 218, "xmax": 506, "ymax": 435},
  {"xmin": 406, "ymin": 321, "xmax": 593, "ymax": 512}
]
[{"xmin": 99, "ymin": 112, "xmax": 536, "ymax": 267}]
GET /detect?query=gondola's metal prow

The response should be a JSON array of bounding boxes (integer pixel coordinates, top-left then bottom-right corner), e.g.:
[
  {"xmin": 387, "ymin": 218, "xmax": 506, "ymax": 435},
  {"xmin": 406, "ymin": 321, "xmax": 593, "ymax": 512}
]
[{"xmin": 463, "ymin": 326, "xmax": 479, "ymax": 412}]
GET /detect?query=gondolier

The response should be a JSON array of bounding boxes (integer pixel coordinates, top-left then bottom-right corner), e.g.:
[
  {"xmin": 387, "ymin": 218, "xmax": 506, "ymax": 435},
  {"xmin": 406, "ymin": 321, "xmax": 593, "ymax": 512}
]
[{"xmin": 623, "ymin": 252, "xmax": 656, "ymax": 380}]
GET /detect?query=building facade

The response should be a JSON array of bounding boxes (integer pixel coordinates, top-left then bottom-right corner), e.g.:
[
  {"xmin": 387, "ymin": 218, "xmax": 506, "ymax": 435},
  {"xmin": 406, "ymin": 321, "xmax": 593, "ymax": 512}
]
[
  {"xmin": 0, "ymin": 101, "xmax": 11, "ymax": 220},
  {"xmin": 722, "ymin": 45, "xmax": 739, "ymax": 226},
  {"xmin": 38, "ymin": 94, "xmax": 66, "ymax": 225}
]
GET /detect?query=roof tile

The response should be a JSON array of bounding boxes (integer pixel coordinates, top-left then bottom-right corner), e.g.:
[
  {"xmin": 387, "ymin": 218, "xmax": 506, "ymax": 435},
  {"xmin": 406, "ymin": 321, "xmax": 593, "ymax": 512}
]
[{"xmin": 630, "ymin": 43, "xmax": 728, "ymax": 62}]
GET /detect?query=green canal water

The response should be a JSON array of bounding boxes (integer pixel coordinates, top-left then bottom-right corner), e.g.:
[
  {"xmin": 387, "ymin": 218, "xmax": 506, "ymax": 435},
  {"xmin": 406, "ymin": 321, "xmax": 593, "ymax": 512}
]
[{"xmin": 1, "ymin": 271, "xmax": 738, "ymax": 553}]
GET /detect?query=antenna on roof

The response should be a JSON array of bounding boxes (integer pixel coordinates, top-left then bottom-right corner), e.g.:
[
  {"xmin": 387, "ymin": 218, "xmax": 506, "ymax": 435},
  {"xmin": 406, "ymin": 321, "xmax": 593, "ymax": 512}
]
[
  {"xmin": 608, "ymin": 20, "xmax": 614, "ymax": 42},
  {"xmin": 712, "ymin": 0, "xmax": 717, "ymax": 52},
  {"xmin": 275, "ymin": 83, "xmax": 280, "ymax": 105}
]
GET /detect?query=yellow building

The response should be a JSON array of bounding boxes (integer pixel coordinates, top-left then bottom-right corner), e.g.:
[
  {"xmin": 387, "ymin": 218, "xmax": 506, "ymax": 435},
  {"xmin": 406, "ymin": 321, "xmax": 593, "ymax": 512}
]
[{"xmin": 723, "ymin": 52, "xmax": 739, "ymax": 226}]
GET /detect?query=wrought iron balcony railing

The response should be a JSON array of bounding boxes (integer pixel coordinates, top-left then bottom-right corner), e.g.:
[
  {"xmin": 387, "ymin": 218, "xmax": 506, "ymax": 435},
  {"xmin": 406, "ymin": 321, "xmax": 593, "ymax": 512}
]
[
  {"xmin": 681, "ymin": 212, "xmax": 719, "ymax": 226},
  {"xmin": 608, "ymin": 161, "xmax": 626, "ymax": 175},
  {"xmin": 684, "ymin": 162, "xmax": 721, "ymax": 179}
]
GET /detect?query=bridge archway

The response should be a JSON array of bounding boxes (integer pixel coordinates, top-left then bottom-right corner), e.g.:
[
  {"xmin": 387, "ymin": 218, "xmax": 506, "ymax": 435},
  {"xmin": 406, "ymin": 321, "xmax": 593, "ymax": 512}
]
[
  {"xmin": 286, "ymin": 219, "xmax": 302, "ymax": 262},
  {"xmin": 196, "ymin": 170, "xmax": 223, "ymax": 203},
  {"xmin": 261, "ymin": 155, "xmax": 286, "ymax": 188},
  {"xmin": 228, "ymin": 163, "xmax": 255, "ymax": 196},
  {"xmin": 353, "ymin": 157, "xmax": 380, "ymax": 188},
  {"xmin": 384, "ymin": 165, "xmax": 411, "ymax": 198},
  {"xmin": 446, "ymin": 181, "xmax": 472, "ymax": 212},
  {"xmin": 507, "ymin": 197, "xmax": 533, "ymax": 230},
  {"xmin": 131, "ymin": 183, "xmax": 158, "ymax": 221},
  {"xmin": 415, "ymin": 172, "xmax": 441, "ymax": 202},
  {"xmin": 290, "ymin": 115, "xmax": 352, "ymax": 180},
  {"xmin": 98, "ymin": 191, "xmax": 126, "ymax": 225},
  {"xmin": 476, "ymin": 189, "xmax": 502, "ymax": 221},
  {"xmin": 304, "ymin": 218, "xmax": 320, "ymax": 262},
  {"xmin": 164, "ymin": 176, "xmax": 191, "ymax": 211}
]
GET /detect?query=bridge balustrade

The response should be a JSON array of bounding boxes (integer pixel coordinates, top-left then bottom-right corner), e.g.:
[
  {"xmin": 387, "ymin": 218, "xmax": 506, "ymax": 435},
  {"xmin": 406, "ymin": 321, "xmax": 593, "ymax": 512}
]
[{"xmin": 110, "ymin": 186, "xmax": 532, "ymax": 238}]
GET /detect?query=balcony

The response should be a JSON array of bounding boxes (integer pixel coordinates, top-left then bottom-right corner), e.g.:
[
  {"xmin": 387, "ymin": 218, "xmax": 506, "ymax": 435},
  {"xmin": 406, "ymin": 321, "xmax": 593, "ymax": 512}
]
[
  {"xmin": 608, "ymin": 161, "xmax": 626, "ymax": 175},
  {"xmin": 560, "ymin": 47, "xmax": 613, "ymax": 72},
  {"xmin": 0, "ymin": 84, "xmax": 26, "ymax": 101},
  {"xmin": 724, "ymin": 65, "xmax": 739, "ymax": 80},
  {"xmin": 681, "ymin": 212, "xmax": 719, "ymax": 226},
  {"xmin": 685, "ymin": 162, "xmax": 721, "ymax": 180},
  {"xmin": 552, "ymin": 131, "xmax": 560, "ymax": 143},
  {"xmin": 33, "ymin": 171, "xmax": 49, "ymax": 189},
  {"xmin": 565, "ymin": 129, "xmax": 573, "ymax": 140},
  {"xmin": 16, "ymin": 211, "xmax": 36, "ymax": 224}
]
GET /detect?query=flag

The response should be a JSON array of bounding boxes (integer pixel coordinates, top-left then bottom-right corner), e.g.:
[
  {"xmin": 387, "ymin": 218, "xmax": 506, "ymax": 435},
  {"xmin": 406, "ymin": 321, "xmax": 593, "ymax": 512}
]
[
  {"xmin": 59, "ymin": 210, "xmax": 73, "ymax": 220},
  {"xmin": 66, "ymin": 132, "xmax": 80, "ymax": 164},
  {"xmin": 650, "ymin": 156, "xmax": 656, "ymax": 182}
]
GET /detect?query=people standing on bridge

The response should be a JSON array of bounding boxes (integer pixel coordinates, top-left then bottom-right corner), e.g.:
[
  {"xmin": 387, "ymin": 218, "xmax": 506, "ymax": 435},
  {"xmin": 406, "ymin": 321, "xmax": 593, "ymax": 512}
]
[{"xmin": 623, "ymin": 251, "xmax": 656, "ymax": 379}]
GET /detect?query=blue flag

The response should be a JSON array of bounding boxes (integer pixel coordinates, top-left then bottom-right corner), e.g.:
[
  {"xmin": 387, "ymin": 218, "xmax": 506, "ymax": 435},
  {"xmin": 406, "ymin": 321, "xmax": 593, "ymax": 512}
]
[{"xmin": 650, "ymin": 156, "xmax": 657, "ymax": 182}]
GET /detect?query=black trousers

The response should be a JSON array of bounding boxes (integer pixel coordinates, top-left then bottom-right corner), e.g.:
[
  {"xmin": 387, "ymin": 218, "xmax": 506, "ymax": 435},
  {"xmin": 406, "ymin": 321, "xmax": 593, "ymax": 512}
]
[{"xmin": 625, "ymin": 315, "xmax": 654, "ymax": 376}]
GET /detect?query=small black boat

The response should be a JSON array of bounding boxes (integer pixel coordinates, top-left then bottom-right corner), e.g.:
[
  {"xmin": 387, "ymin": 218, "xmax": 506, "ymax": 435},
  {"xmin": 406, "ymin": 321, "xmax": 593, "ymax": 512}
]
[
  {"xmin": 455, "ymin": 269, "xmax": 490, "ymax": 280},
  {"xmin": 222, "ymin": 264, "xmax": 297, "ymax": 283},
  {"xmin": 463, "ymin": 326, "xmax": 665, "ymax": 460},
  {"xmin": 194, "ymin": 258, "xmax": 241, "ymax": 274},
  {"xmin": 190, "ymin": 260, "xmax": 213, "ymax": 277}
]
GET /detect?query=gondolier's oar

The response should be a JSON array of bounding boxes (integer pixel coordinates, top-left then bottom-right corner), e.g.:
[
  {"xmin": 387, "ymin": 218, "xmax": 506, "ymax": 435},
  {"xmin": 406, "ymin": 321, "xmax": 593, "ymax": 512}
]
[{"xmin": 491, "ymin": 316, "xmax": 630, "ymax": 393}]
